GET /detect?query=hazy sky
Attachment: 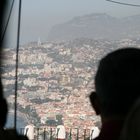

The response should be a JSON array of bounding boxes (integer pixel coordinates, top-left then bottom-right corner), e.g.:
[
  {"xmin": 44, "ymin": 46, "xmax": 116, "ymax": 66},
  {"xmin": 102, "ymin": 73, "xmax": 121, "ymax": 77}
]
[{"xmin": 4, "ymin": 0, "xmax": 140, "ymax": 47}]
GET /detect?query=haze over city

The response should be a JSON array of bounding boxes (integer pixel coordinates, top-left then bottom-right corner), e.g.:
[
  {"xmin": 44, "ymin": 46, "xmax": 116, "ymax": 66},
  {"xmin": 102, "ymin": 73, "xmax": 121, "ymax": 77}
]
[
  {"xmin": 4, "ymin": 0, "xmax": 140, "ymax": 47},
  {"xmin": 2, "ymin": 1, "xmax": 140, "ymax": 138}
]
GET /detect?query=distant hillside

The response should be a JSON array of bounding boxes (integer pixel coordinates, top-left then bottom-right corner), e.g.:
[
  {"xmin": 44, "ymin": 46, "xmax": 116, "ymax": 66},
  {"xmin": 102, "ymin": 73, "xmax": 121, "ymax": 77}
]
[{"xmin": 47, "ymin": 13, "xmax": 140, "ymax": 41}]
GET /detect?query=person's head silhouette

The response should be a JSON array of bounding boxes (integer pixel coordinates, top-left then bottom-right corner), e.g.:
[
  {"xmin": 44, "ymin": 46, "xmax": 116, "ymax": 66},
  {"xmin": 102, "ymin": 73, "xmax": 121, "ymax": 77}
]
[
  {"xmin": 119, "ymin": 98, "xmax": 140, "ymax": 140},
  {"xmin": 0, "ymin": 79, "xmax": 8, "ymax": 129},
  {"xmin": 90, "ymin": 48, "xmax": 140, "ymax": 140}
]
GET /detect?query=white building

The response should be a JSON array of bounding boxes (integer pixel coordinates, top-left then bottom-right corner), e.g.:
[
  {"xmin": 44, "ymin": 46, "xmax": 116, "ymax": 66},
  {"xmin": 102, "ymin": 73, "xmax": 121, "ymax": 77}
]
[
  {"xmin": 24, "ymin": 124, "xmax": 35, "ymax": 140},
  {"xmin": 56, "ymin": 125, "xmax": 66, "ymax": 140},
  {"xmin": 90, "ymin": 126, "xmax": 100, "ymax": 140}
]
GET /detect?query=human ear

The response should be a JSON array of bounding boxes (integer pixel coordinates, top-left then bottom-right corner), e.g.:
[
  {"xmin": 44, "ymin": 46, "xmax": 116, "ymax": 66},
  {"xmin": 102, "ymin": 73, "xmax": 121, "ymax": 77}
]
[{"xmin": 89, "ymin": 92, "xmax": 101, "ymax": 115}]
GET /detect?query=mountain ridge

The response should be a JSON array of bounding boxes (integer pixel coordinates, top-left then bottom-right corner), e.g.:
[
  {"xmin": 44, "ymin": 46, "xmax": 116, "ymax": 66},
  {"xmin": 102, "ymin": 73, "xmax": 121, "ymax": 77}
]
[{"xmin": 47, "ymin": 13, "xmax": 140, "ymax": 41}]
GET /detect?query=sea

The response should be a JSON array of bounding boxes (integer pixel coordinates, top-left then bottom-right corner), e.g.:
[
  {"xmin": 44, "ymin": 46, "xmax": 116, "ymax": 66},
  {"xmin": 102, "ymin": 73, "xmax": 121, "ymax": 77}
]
[{"xmin": 5, "ymin": 112, "xmax": 28, "ymax": 133}]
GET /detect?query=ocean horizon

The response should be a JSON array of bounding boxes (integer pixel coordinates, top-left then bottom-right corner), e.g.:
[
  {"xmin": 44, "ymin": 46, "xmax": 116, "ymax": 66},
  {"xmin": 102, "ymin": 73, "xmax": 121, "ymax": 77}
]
[{"xmin": 5, "ymin": 112, "xmax": 28, "ymax": 130}]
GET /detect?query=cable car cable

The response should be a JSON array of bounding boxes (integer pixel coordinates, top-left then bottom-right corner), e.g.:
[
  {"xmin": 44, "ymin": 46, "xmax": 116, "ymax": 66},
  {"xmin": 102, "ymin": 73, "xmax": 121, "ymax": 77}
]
[
  {"xmin": 14, "ymin": 0, "xmax": 22, "ymax": 129},
  {"xmin": 1, "ymin": 0, "xmax": 15, "ymax": 43},
  {"xmin": 106, "ymin": 0, "xmax": 140, "ymax": 7}
]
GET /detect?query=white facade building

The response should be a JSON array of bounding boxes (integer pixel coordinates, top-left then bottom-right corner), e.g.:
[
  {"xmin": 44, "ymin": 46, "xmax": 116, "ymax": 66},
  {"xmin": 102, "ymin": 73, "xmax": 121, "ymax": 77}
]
[
  {"xmin": 90, "ymin": 126, "xmax": 100, "ymax": 140},
  {"xmin": 24, "ymin": 124, "xmax": 35, "ymax": 140},
  {"xmin": 56, "ymin": 125, "xmax": 66, "ymax": 140}
]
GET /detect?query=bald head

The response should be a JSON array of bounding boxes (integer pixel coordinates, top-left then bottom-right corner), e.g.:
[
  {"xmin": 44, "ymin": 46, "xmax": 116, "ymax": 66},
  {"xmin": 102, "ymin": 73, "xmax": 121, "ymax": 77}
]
[
  {"xmin": 94, "ymin": 48, "xmax": 140, "ymax": 117},
  {"xmin": 0, "ymin": 79, "xmax": 8, "ymax": 128}
]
